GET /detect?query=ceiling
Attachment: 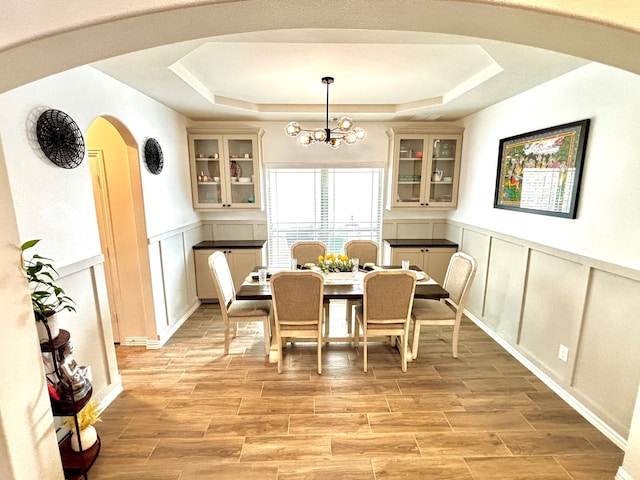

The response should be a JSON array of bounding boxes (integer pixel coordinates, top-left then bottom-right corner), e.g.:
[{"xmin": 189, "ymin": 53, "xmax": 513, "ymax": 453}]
[{"xmin": 91, "ymin": 28, "xmax": 589, "ymax": 123}]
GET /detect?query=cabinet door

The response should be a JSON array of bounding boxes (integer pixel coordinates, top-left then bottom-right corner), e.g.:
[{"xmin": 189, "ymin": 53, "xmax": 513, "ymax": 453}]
[
  {"xmin": 391, "ymin": 248, "xmax": 425, "ymax": 270},
  {"xmin": 228, "ymin": 249, "xmax": 262, "ymax": 291},
  {"xmin": 225, "ymin": 135, "xmax": 260, "ymax": 209},
  {"xmin": 194, "ymin": 250, "xmax": 217, "ymax": 300},
  {"xmin": 425, "ymin": 247, "xmax": 457, "ymax": 284},
  {"xmin": 426, "ymin": 135, "xmax": 461, "ymax": 207},
  {"xmin": 391, "ymin": 136, "xmax": 429, "ymax": 208},
  {"xmin": 190, "ymin": 135, "xmax": 227, "ymax": 209}
]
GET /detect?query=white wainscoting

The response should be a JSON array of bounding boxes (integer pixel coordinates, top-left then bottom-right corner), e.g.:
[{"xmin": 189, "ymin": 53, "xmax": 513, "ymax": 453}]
[
  {"xmin": 147, "ymin": 221, "xmax": 205, "ymax": 348},
  {"xmin": 450, "ymin": 220, "xmax": 640, "ymax": 447}
]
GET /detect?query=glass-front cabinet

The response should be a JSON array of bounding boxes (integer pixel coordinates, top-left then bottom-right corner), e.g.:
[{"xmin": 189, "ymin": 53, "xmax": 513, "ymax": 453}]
[
  {"xmin": 188, "ymin": 129, "xmax": 263, "ymax": 210},
  {"xmin": 387, "ymin": 128, "xmax": 463, "ymax": 209}
]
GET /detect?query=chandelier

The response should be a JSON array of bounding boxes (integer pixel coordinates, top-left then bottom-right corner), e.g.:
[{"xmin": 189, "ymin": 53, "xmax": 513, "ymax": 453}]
[{"xmin": 285, "ymin": 76, "xmax": 366, "ymax": 149}]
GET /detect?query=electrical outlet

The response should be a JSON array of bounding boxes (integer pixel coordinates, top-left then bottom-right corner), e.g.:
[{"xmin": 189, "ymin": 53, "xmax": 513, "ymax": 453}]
[{"xmin": 558, "ymin": 344, "xmax": 569, "ymax": 363}]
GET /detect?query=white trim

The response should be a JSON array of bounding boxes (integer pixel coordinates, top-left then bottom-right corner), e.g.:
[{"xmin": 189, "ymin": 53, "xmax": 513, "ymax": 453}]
[
  {"xmin": 122, "ymin": 336, "xmax": 148, "ymax": 346},
  {"xmin": 151, "ymin": 300, "xmax": 200, "ymax": 349},
  {"xmin": 57, "ymin": 254, "xmax": 104, "ymax": 278},
  {"xmin": 465, "ymin": 308, "xmax": 627, "ymax": 450},
  {"xmin": 148, "ymin": 220, "xmax": 202, "ymax": 244},
  {"xmin": 616, "ymin": 467, "xmax": 634, "ymax": 480}
]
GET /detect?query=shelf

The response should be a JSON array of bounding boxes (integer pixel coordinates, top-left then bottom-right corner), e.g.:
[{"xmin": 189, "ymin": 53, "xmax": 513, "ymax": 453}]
[
  {"xmin": 231, "ymin": 182, "xmax": 254, "ymax": 186},
  {"xmin": 50, "ymin": 384, "xmax": 93, "ymax": 416},
  {"xmin": 60, "ymin": 433, "xmax": 101, "ymax": 476},
  {"xmin": 198, "ymin": 182, "xmax": 218, "ymax": 185},
  {"xmin": 40, "ymin": 329, "xmax": 71, "ymax": 352},
  {"xmin": 432, "ymin": 157, "xmax": 455, "ymax": 161}
]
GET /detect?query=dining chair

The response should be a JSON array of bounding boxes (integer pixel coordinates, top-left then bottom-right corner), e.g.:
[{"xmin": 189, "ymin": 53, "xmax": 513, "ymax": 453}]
[
  {"xmin": 411, "ymin": 252, "xmax": 477, "ymax": 359},
  {"xmin": 290, "ymin": 241, "xmax": 330, "ymax": 336},
  {"xmin": 354, "ymin": 269, "xmax": 417, "ymax": 372},
  {"xmin": 344, "ymin": 240, "xmax": 379, "ymax": 333},
  {"xmin": 290, "ymin": 241, "xmax": 327, "ymax": 266},
  {"xmin": 208, "ymin": 251, "xmax": 271, "ymax": 356},
  {"xmin": 270, "ymin": 271, "xmax": 325, "ymax": 374},
  {"xmin": 344, "ymin": 240, "xmax": 379, "ymax": 265}
]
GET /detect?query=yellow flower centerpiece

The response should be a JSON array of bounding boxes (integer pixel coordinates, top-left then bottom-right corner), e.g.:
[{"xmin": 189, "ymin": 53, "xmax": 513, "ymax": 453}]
[{"xmin": 318, "ymin": 253, "xmax": 355, "ymax": 273}]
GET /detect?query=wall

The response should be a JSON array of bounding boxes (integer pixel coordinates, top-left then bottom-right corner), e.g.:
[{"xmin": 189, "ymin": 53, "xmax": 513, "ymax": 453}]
[
  {"xmin": 0, "ymin": 65, "xmax": 202, "ymax": 478},
  {"xmin": 450, "ymin": 62, "xmax": 640, "ymax": 447}
]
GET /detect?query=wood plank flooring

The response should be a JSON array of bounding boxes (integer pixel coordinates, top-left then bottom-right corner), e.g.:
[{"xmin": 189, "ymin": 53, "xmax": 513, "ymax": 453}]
[{"xmin": 88, "ymin": 301, "xmax": 623, "ymax": 479}]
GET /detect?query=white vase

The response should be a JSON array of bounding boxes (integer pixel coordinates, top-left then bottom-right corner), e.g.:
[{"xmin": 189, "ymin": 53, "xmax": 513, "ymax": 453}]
[
  {"xmin": 36, "ymin": 313, "xmax": 59, "ymax": 342},
  {"xmin": 70, "ymin": 425, "xmax": 98, "ymax": 452}
]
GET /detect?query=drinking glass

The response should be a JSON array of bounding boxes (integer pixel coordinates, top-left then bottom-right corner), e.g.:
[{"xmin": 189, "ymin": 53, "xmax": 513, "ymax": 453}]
[
  {"xmin": 290, "ymin": 258, "xmax": 298, "ymax": 270},
  {"xmin": 401, "ymin": 259, "xmax": 410, "ymax": 270},
  {"xmin": 258, "ymin": 268, "xmax": 267, "ymax": 284},
  {"xmin": 351, "ymin": 258, "xmax": 359, "ymax": 276}
]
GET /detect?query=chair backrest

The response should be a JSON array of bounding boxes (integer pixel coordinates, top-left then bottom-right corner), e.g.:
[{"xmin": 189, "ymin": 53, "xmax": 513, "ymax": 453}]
[
  {"xmin": 442, "ymin": 252, "xmax": 477, "ymax": 310},
  {"xmin": 291, "ymin": 241, "xmax": 327, "ymax": 265},
  {"xmin": 270, "ymin": 271, "xmax": 324, "ymax": 325},
  {"xmin": 362, "ymin": 270, "xmax": 417, "ymax": 323},
  {"xmin": 208, "ymin": 251, "xmax": 236, "ymax": 310},
  {"xmin": 344, "ymin": 240, "xmax": 379, "ymax": 264}
]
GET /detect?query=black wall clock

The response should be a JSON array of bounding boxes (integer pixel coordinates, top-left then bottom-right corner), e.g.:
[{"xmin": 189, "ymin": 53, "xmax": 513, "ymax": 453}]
[
  {"xmin": 36, "ymin": 109, "xmax": 85, "ymax": 169},
  {"xmin": 144, "ymin": 137, "xmax": 164, "ymax": 175}
]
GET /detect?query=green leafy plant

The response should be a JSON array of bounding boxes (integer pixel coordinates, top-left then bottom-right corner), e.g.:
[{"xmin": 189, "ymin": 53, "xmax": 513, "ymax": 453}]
[{"xmin": 21, "ymin": 239, "xmax": 76, "ymax": 323}]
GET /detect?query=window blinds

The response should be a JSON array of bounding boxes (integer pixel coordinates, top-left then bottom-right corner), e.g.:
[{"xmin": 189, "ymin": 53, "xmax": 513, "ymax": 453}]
[{"xmin": 266, "ymin": 168, "xmax": 383, "ymax": 266}]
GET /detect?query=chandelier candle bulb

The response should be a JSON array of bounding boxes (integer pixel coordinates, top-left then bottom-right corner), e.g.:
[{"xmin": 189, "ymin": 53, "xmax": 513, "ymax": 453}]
[{"xmin": 285, "ymin": 76, "xmax": 365, "ymax": 149}]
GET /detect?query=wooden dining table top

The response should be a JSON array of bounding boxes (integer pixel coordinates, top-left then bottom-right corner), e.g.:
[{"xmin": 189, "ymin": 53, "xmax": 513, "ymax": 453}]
[{"xmin": 236, "ymin": 266, "xmax": 449, "ymax": 301}]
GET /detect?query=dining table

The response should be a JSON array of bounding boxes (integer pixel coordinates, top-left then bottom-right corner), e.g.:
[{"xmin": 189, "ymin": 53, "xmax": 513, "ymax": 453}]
[{"xmin": 236, "ymin": 265, "xmax": 449, "ymax": 363}]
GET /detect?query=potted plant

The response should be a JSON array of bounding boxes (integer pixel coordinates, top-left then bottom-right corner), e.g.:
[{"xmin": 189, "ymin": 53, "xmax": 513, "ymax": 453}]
[
  {"xmin": 21, "ymin": 239, "xmax": 76, "ymax": 341},
  {"xmin": 65, "ymin": 400, "xmax": 101, "ymax": 451}
]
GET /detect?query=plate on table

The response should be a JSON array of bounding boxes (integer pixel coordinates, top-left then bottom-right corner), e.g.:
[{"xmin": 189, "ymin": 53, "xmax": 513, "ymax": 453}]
[{"xmin": 414, "ymin": 271, "xmax": 429, "ymax": 282}]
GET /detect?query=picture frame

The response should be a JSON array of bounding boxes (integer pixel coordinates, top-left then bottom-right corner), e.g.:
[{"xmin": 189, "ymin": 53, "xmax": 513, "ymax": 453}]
[{"xmin": 494, "ymin": 119, "xmax": 590, "ymax": 219}]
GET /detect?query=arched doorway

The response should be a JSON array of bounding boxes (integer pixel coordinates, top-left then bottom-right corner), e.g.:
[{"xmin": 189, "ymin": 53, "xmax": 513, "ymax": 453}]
[{"xmin": 86, "ymin": 117, "xmax": 155, "ymax": 344}]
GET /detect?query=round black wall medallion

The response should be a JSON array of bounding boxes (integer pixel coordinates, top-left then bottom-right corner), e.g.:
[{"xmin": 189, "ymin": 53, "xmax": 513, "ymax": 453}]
[
  {"xmin": 144, "ymin": 137, "xmax": 164, "ymax": 175},
  {"xmin": 36, "ymin": 109, "xmax": 85, "ymax": 169}
]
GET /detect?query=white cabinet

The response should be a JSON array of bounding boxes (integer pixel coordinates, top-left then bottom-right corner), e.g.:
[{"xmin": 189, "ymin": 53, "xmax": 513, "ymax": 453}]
[
  {"xmin": 387, "ymin": 127, "xmax": 463, "ymax": 209},
  {"xmin": 188, "ymin": 129, "xmax": 264, "ymax": 210},
  {"xmin": 194, "ymin": 244, "xmax": 265, "ymax": 301},
  {"xmin": 384, "ymin": 240, "xmax": 458, "ymax": 284}
]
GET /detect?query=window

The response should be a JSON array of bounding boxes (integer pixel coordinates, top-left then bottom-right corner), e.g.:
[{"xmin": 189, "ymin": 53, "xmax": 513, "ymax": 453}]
[{"xmin": 266, "ymin": 168, "xmax": 383, "ymax": 266}]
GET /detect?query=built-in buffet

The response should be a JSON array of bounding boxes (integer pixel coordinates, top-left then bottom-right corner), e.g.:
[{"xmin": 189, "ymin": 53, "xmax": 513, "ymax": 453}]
[
  {"xmin": 193, "ymin": 240, "xmax": 267, "ymax": 301},
  {"xmin": 383, "ymin": 238, "xmax": 458, "ymax": 284}
]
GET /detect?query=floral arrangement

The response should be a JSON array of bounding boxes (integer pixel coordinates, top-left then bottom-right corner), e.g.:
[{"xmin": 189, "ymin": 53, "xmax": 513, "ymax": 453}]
[
  {"xmin": 318, "ymin": 253, "xmax": 355, "ymax": 273},
  {"xmin": 65, "ymin": 400, "xmax": 102, "ymax": 431}
]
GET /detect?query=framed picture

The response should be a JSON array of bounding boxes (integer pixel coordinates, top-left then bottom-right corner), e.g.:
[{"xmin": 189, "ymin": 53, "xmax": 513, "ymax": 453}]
[{"xmin": 494, "ymin": 119, "xmax": 590, "ymax": 219}]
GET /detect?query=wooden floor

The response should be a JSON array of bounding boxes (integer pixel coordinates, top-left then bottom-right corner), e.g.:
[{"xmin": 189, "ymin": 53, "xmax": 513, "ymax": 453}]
[{"xmin": 89, "ymin": 301, "xmax": 623, "ymax": 479}]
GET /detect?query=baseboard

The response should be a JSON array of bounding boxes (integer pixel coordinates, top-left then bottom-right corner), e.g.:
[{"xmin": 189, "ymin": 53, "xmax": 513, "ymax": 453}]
[
  {"xmin": 122, "ymin": 336, "xmax": 148, "ymax": 346},
  {"xmin": 616, "ymin": 466, "xmax": 634, "ymax": 480},
  {"xmin": 148, "ymin": 300, "xmax": 201, "ymax": 349},
  {"xmin": 465, "ymin": 309, "xmax": 627, "ymax": 451}
]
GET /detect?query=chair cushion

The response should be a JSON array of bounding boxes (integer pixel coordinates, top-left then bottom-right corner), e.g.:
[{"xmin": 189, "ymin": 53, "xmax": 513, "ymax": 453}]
[
  {"xmin": 227, "ymin": 300, "xmax": 271, "ymax": 317},
  {"xmin": 411, "ymin": 299, "xmax": 456, "ymax": 321}
]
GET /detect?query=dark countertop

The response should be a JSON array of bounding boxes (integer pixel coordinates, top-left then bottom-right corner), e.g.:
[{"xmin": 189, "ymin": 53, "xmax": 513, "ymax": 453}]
[
  {"xmin": 193, "ymin": 240, "xmax": 266, "ymax": 249},
  {"xmin": 383, "ymin": 238, "xmax": 458, "ymax": 248}
]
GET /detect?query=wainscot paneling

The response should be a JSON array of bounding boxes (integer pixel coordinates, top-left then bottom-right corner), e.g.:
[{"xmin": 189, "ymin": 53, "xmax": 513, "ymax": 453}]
[
  {"xmin": 57, "ymin": 256, "xmax": 121, "ymax": 409},
  {"xmin": 449, "ymin": 220, "xmax": 640, "ymax": 446},
  {"xmin": 148, "ymin": 221, "xmax": 205, "ymax": 348},
  {"xmin": 483, "ymin": 238, "xmax": 527, "ymax": 343},
  {"xmin": 572, "ymin": 268, "xmax": 640, "ymax": 437},
  {"xmin": 459, "ymin": 227, "xmax": 490, "ymax": 316},
  {"xmin": 519, "ymin": 250, "xmax": 588, "ymax": 385}
]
